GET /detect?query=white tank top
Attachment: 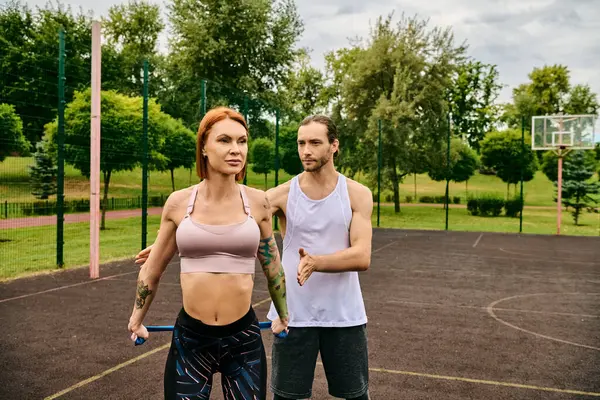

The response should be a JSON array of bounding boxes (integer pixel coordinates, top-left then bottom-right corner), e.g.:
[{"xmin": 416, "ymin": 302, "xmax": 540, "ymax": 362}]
[{"xmin": 267, "ymin": 174, "xmax": 368, "ymax": 327}]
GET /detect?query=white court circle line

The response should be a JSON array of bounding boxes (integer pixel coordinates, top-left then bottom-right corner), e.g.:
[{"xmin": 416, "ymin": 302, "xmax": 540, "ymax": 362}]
[{"xmin": 486, "ymin": 292, "xmax": 600, "ymax": 351}]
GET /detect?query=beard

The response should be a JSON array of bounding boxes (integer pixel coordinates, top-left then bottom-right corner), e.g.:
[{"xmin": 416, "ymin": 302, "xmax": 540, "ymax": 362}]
[{"xmin": 302, "ymin": 153, "xmax": 331, "ymax": 172}]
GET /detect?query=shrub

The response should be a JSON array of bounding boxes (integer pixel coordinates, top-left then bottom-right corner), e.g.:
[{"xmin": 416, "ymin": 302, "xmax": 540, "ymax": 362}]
[{"xmin": 505, "ymin": 197, "xmax": 524, "ymax": 218}]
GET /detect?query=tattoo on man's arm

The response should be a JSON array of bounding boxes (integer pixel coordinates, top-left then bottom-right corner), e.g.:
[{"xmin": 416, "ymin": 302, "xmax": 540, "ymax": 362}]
[{"xmin": 135, "ymin": 280, "xmax": 153, "ymax": 309}]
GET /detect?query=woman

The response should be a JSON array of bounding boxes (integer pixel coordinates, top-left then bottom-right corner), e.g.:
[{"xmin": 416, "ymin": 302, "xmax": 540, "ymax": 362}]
[{"xmin": 127, "ymin": 107, "xmax": 289, "ymax": 400}]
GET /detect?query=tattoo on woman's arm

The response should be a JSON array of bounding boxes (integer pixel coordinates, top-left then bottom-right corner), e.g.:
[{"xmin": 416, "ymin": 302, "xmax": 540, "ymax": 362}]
[
  {"xmin": 258, "ymin": 235, "xmax": 288, "ymax": 315},
  {"xmin": 135, "ymin": 280, "xmax": 153, "ymax": 309}
]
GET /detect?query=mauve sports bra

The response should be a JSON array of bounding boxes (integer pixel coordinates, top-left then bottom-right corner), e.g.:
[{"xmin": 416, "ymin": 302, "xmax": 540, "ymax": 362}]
[{"xmin": 176, "ymin": 184, "xmax": 260, "ymax": 275}]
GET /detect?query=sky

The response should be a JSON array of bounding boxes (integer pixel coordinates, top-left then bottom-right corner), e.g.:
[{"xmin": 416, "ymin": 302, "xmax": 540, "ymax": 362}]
[{"xmin": 15, "ymin": 0, "xmax": 600, "ymax": 105}]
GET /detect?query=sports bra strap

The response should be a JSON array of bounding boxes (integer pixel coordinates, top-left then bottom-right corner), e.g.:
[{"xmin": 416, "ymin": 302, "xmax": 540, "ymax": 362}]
[
  {"xmin": 186, "ymin": 184, "xmax": 199, "ymax": 216},
  {"xmin": 239, "ymin": 185, "xmax": 252, "ymax": 216}
]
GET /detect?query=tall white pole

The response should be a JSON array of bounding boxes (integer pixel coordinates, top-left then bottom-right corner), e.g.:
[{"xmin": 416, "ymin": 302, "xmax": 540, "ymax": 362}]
[{"xmin": 90, "ymin": 21, "xmax": 101, "ymax": 278}]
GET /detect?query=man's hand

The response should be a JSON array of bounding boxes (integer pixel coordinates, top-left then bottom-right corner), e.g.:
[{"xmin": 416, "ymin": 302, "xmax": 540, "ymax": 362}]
[
  {"xmin": 135, "ymin": 244, "xmax": 153, "ymax": 265},
  {"xmin": 297, "ymin": 247, "xmax": 317, "ymax": 286}
]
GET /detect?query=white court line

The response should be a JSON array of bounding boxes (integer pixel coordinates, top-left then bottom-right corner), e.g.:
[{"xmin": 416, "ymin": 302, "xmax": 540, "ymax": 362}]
[
  {"xmin": 473, "ymin": 233, "xmax": 483, "ymax": 248},
  {"xmin": 43, "ymin": 297, "xmax": 273, "ymax": 400},
  {"xmin": 0, "ymin": 261, "xmax": 179, "ymax": 304},
  {"xmin": 486, "ymin": 293, "xmax": 600, "ymax": 351},
  {"xmin": 386, "ymin": 299, "xmax": 600, "ymax": 318}
]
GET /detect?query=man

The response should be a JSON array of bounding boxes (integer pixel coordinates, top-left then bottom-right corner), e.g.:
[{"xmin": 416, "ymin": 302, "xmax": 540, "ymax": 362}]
[{"xmin": 136, "ymin": 115, "xmax": 373, "ymax": 400}]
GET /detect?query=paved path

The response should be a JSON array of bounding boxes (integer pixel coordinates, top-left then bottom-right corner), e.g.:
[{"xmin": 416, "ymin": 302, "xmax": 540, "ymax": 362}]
[{"xmin": 1, "ymin": 202, "xmax": 575, "ymax": 230}]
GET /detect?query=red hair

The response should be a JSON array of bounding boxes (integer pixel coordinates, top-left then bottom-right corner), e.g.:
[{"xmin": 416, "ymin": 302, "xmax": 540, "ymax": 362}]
[{"xmin": 196, "ymin": 107, "xmax": 249, "ymax": 181}]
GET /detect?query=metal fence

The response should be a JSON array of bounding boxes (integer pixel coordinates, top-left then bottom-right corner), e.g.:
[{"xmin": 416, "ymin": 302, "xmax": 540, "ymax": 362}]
[{"xmin": 2, "ymin": 26, "xmax": 598, "ymax": 281}]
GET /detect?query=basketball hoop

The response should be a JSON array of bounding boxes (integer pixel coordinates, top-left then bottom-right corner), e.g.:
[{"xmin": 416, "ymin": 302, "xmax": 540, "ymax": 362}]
[{"xmin": 531, "ymin": 114, "xmax": 598, "ymax": 235}]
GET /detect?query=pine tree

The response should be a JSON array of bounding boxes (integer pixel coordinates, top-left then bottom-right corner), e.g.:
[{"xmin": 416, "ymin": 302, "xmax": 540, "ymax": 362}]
[
  {"xmin": 28, "ymin": 140, "xmax": 57, "ymax": 199},
  {"xmin": 558, "ymin": 150, "xmax": 599, "ymax": 225}
]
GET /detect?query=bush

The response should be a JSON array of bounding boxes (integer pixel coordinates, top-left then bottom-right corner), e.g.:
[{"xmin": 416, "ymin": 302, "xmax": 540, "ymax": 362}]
[
  {"xmin": 453, "ymin": 196, "xmax": 461, "ymax": 204},
  {"xmin": 405, "ymin": 195, "xmax": 413, "ymax": 203},
  {"xmin": 505, "ymin": 197, "xmax": 524, "ymax": 218},
  {"xmin": 467, "ymin": 198, "xmax": 479, "ymax": 216},
  {"xmin": 419, "ymin": 196, "xmax": 435, "ymax": 203},
  {"xmin": 467, "ymin": 195, "xmax": 505, "ymax": 217}
]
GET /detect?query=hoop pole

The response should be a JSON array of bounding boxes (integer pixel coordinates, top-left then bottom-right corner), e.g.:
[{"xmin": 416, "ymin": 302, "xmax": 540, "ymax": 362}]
[
  {"xmin": 557, "ymin": 153, "xmax": 563, "ymax": 235},
  {"xmin": 90, "ymin": 20, "xmax": 101, "ymax": 279}
]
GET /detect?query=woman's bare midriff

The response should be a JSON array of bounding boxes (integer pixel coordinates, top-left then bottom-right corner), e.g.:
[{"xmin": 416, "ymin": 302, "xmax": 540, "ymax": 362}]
[{"xmin": 180, "ymin": 272, "xmax": 255, "ymax": 325}]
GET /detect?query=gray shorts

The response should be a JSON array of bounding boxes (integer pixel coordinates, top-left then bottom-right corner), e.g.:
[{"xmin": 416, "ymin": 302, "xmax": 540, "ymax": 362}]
[{"xmin": 270, "ymin": 324, "xmax": 369, "ymax": 399}]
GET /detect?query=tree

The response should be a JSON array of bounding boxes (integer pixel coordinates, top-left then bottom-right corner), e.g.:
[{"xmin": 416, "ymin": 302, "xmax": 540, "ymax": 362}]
[
  {"xmin": 564, "ymin": 84, "xmax": 599, "ymax": 115},
  {"xmin": 162, "ymin": 0, "xmax": 303, "ymax": 128},
  {"xmin": 250, "ymin": 138, "xmax": 274, "ymax": 189},
  {"xmin": 279, "ymin": 124, "xmax": 303, "ymax": 176},
  {"xmin": 44, "ymin": 89, "xmax": 172, "ymax": 229},
  {"xmin": 0, "ymin": 103, "xmax": 30, "ymax": 161},
  {"xmin": 500, "ymin": 65, "xmax": 598, "ymax": 134},
  {"xmin": 159, "ymin": 122, "xmax": 196, "ymax": 191},
  {"xmin": 559, "ymin": 151, "xmax": 599, "ymax": 225},
  {"xmin": 340, "ymin": 13, "xmax": 466, "ymax": 212},
  {"xmin": 448, "ymin": 60, "xmax": 502, "ymax": 150},
  {"xmin": 279, "ymin": 50, "xmax": 326, "ymax": 121},
  {"xmin": 101, "ymin": 0, "xmax": 165, "ymax": 97},
  {"xmin": 428, "ymin": 138, "xmax": 479, "ymax": 198},
  {"xmin": 28, "ymin": 140, "xmax": 56, "ymax": 199},
  {"xmin": 480, "ymin": 129, "xmax": 539, "ymax": 198},
  {"xmin": 0, "ymin": 1, "xmax": 92, "ymax": 146}
]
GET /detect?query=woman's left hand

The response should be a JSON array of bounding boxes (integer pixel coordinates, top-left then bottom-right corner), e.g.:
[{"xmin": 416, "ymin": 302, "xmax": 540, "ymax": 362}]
[{"xmin": 271, "ymin": 317, "xmax": 289, "ymax": 336}]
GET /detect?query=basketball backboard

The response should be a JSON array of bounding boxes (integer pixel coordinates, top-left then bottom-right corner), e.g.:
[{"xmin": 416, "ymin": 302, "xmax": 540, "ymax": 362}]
[{"xmin": 531, "ymin": 114, "xmax": 597, "ymax": 151}]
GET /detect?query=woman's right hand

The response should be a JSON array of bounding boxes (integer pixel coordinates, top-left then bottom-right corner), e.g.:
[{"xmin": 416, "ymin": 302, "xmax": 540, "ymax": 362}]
[
  {"xmin": 271, "ymin": 317, "xmax": 289, "ymax": 336},
  {"xmin": 128, "ymin": 322, "xmax": 149, "ymax": 343}
]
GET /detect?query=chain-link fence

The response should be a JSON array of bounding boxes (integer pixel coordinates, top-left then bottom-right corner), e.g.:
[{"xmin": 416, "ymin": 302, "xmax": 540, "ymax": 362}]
[
  {"xmin": 2, "ymin": 24, "xmax": 598, "ymax": 280},
  {"xmin": 0, "ymin": 26, "xmax": 291, "ymax": 279}
]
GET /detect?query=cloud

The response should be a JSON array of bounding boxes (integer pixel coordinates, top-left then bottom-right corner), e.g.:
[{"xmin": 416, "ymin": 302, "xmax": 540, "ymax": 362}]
[{"xmin": 20, "ymin": 0, "xmax": 600, "ymax": 105}]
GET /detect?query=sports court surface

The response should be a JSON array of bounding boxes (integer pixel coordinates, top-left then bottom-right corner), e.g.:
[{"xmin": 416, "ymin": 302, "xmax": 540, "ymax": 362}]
[{"xmin": 1, "ymin": 228, "xmax": 599, "ymax": 399}]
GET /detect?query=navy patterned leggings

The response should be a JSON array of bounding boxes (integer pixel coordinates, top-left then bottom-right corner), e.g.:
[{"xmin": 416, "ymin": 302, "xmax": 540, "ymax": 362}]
[{"xmin": 164, "ymin": 307, "xmax": 267, "ymax": 400}]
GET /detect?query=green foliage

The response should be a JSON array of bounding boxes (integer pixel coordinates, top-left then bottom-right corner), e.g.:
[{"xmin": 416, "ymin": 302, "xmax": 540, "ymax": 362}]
[
  {"xmin": 0, "ymin": 103, "xmax": 30, "ymax": 161},
  {"xmin": 159, "ymin": 120, "xmax": 196, "ymax": 191},
  {"xmin": 504, "ymin": 197, "xmax": 524, "ymax": 218},
  {"xmin": 480, "ymin": 129, "xmax": 539, "ymax": 186},
  {"xmin": 279, "ymin": 124, "xmax": 303, "ymax": 176},
  {"xmin": 428, "ymin": 138, "xmax": 479, "ymax": 183},
  {"xmin": 558, "ymin": 150, "xmax": 599, "ymax": 225},
  {"xmin": 250, "ymin": 138, "xmax": 275, "ymax": 189},
  {"xmin": 43, "ymin": 88, "xmax": 179, "ymax": 228},
  {"xmin": 28, "ymin": 140, "xmax": 56, "ymax": 199},
  {"xmin": 101, "ymin": 0, "xmax": 165, "ymax": 97},
  {"xmin": 279, "ymin": 50, "xmax": 326, "ymax": 120},
  {"xmin": 466, "ymin": 194, "xmax": 505, "ymax": 217},
  {"xmin": 501, "ymin": 65, "xmax": 599, "ymax": 132},
  {"xmin": 0, "ymin": 1, "xmax": 92, "ymax": 145},
  {"xmin": 161, "ymin": 0, "xmax": 303, "ymax": 128},
  {"xmin": 448, "ymin": 60, "xmax": 502, "ymax": 150},
  {"xmin": 337, "ymin": 13, "xmax": 467, "ymax": 212},
  {"xmin": 541, "ymin": 150, "xmax": 596, "ymax": 183}
]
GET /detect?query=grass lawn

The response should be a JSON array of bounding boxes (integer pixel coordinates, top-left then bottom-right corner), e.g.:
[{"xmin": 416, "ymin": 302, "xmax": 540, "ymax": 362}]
[
  {"xmin": 3, "ymin": 156, "xmax": 598, "ymax": 208},
  {"xmin": 1, "ymin": 205, "xmax": 598, "ymax": 281},
  {"xmin": 373, "ymin": 205, "xmax": 599, "ymax": 236},
  {"xmin": 0, "ymin": 216, "xmax": 161, "ymax": 281},
  {"xmin": 0, "ymin": 156, "xmax": 294, "ymax": 203}
]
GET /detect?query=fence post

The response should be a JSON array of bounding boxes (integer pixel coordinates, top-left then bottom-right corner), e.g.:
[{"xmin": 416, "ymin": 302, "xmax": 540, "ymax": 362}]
[
  {"xmin": 274, "ymin": 108, "xmax": 280, "ymax": 230},
  {"xmin": 56, "ymin": 27, "xmax": 66, "ymax": 268},
  {"xmin": 200, "ymin": 79, "xmax": 207, "ymax": 118},
  {"xmin": 377, "ymin": 119, "xmax": 382, "ymax": 228},
  {"xmin": 243, "ymin": 96, "xmax": 249, "ymax": 185},
  {"xmin": 519, "ymin": 116, "xmax": 525, "ymax": 233},
  {"xmin": 445, "ymin": 112, "xmax": 450, "ymax": 231},
  {"xmin": 141, "ymin": 59, "xmax": 149, "ymax": 250}
]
